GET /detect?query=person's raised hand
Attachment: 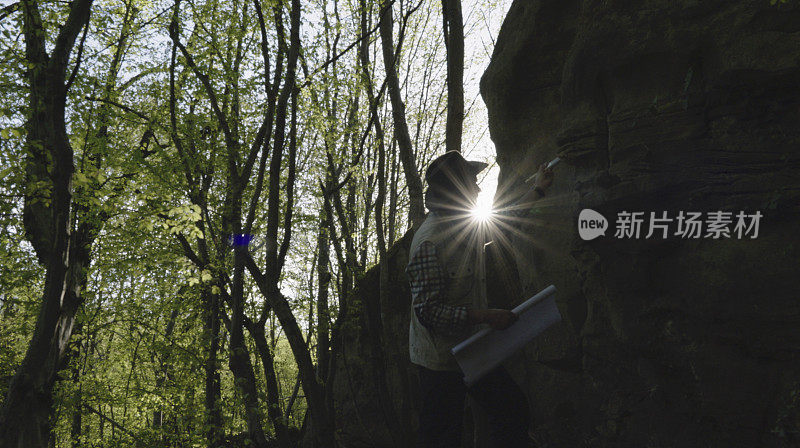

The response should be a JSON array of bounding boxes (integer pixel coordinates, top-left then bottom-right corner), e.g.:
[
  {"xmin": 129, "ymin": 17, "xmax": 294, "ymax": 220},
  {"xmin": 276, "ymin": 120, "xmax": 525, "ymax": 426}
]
[{"xmin": 534, "ymin": 163, "xmax": 554, "ymax": 191}]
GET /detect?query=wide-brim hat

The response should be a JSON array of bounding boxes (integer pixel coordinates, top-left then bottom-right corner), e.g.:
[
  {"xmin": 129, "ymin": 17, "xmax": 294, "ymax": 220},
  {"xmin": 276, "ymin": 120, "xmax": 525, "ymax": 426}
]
[{"xmin": 425, "ymin": 151, "xmax": 489, "ymax": 184}]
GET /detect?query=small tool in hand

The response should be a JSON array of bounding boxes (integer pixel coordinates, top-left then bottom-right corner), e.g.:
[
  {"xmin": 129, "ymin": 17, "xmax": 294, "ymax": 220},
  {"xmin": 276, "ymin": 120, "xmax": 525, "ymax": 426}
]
[{"xmin": 525, "ymin": 157, "xmax": 561, "ymax": 183}]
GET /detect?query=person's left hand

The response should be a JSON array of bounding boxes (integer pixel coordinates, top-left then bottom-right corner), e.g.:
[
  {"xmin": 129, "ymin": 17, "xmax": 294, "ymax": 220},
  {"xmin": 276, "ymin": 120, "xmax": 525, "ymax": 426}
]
[{"xmin": 534, "ymin": 163, "xmax": 554, "ymax": 191}]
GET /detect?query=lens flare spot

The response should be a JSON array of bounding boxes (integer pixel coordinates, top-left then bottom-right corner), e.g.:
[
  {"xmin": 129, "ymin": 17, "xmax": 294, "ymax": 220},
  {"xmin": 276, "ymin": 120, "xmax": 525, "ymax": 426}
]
[{"xmin": 470, "ymin": 201, "xmax": 494, "ymax": 222}]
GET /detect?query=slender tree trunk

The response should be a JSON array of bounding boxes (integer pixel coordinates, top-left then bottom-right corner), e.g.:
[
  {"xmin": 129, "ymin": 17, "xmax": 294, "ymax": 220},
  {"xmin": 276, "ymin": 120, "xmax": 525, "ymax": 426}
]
[
  {"xmin": 70, "ymin": 388, "xmax": 82, "ymax": 448},
  {"xmin": 388, "ymin": 140, "xmax": 398, "ymax": 244},
  {"xmin": 284, "ymin": 377, "xmax": 302, "ymax": 423},
  {"xmin": 245, "ymin": 255, "xmax": 333, "ymax": 446},
  {"xmin": 229, "ymin": 193, "xmax": 270, "ymax": 448},
  {"xmin": 248, "ymin": 0, "xmax": 334, "ymax": 444},
  {"xmin": 152, "ymin": 307, "xmax": 180, "ymax": 437},
  {"xmin": 246, "ymin": 320, "xmax": 291, "ymax": 448},
  {"xmin": 316, "ymin": 182, "xmax": 332, "ymax": 379},
  {"xmin": 170, "ymin": 0, "xmax": 270, "ymax": 444},
  {"xmin": 69, "ymin": 323, "xmax": 83, "ymax": 448},
  {"xmin": 441, "ymin": 0, "xmax": 464, "ymax": 153},
  {"xmin": 228, "ymin": 280, "xmax": 269, "ymax": 448},
  {"xmin": 358, "ymin": 3, "xmax": 410, "ymax": 446},
  {"xmin": 378, "ymin": 0, "xmax": 425, "ymax": 226},
  {"xmin": 202, "ymin": 289, "xmax": 223, "ymax": 448},
  {"xmin": 343, "ymin": 120, "xmax": 359, "ymax": 297}
]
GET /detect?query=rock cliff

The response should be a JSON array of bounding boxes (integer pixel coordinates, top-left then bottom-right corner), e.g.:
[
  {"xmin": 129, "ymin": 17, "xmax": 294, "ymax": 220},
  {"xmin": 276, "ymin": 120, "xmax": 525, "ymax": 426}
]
[
  {"xmin": 331, "ymin": 1, "xmax": 800, "ymax": 446},
  {"xmin": 480, "ymin": 0, "xmax": 800, "ymax": 446}
]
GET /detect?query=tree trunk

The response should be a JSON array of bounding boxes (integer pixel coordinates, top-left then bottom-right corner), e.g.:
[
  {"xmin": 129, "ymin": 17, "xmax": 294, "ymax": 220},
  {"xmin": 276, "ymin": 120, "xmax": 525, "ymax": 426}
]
[
  {"xmin": 388, "ymin": 140, "xmax": 399, "ymax": 244},
  {"xmin": 228, "ymin": 289, "xmax": 270, "ymax": 448},
  {"xmin": 248, "ymin": 0, "xmax": 334, "ymax": 444},
  {"xmin": 378, "ymin": 0, "xmax": 425, "ymax": 226},
  {"xmin": 244, "ymin": 255, "xmax": 334, "ymax": 446},
  {"xmin": 152, "ymin": 307, "xmax": 180, "ymax": 436},
  {"xmin": 441, "ymin": 0, "xmax": 464, "ymax": 153},
  {"xmin": 317, "ymin": 182, "xmax": 332, "ymax": 379},
  {"xmin": 69, "ymin": 323, "xmax": 83, "ymax": 448},
  {"xmin": 246, "ymin": 320, "xmax": 292, "ymax": 448},
  {"xmin": 230, "ymin": 194, "xmax": 270, "ymax": 448},
  {"xmin": 0, "ymin": 2, "xmax": 93, "ymax": 447},
  {"xmin": 358, "ymin": 3, "xmax": 411, "ymax": 446},
  {"xmin": 202, "ymin": 288, "xmax": 224, "ymax": 448}
]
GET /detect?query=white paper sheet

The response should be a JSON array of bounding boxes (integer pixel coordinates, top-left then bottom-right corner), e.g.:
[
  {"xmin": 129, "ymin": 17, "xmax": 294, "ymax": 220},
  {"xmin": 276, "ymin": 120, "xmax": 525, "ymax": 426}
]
[{"xmin": 451, "ymin": 285, "xmax": 560, "ymax": 385}]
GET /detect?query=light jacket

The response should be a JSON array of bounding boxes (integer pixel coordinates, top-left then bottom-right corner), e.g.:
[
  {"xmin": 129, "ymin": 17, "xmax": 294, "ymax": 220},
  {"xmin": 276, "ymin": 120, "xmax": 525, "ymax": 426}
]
[{"xmin": 408, "ymin": 211, "xmax": 488, "ymax": 371}]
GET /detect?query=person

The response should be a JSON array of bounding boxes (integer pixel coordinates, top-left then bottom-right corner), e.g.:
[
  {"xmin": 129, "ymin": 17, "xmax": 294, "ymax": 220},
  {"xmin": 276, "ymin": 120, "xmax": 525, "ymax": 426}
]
[{"xmin": 406, "ymin": 150, "xmax": 554, "ymax": 447}]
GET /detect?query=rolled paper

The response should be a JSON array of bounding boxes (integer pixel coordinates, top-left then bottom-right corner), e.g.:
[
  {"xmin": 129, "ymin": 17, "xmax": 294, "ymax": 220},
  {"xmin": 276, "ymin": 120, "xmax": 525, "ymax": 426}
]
[{"xmin": 452, "ymin": 285, "xmax": 560, "ymax": 385}]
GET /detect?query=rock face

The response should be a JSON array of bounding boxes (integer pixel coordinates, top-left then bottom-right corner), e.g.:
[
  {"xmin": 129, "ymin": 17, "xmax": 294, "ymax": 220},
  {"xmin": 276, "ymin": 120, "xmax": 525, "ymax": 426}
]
[
  {"xmin": 330, "ymin": 231, "xmax": 524, "ymax": 447},
  {"xmin": 481, "ymin": 0, "xmax": 800, "ymax": 447},
  {"xmin": 330, "ymin": 232, "xmax": 416, "ymax": 448}
]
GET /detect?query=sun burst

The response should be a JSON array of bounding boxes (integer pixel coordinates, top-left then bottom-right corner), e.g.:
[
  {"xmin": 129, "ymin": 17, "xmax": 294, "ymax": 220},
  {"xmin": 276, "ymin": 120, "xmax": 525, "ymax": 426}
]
[{"xmin": 470, "ymin": 200, "xmax": 494, "ymax": 222}]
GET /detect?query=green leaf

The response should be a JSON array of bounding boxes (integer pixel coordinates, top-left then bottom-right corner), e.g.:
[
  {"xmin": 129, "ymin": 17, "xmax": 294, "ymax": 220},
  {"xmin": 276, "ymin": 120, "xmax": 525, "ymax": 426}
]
[{"xmin": 74, "ymin": 172, "xmax": 89, "ymax": 185}]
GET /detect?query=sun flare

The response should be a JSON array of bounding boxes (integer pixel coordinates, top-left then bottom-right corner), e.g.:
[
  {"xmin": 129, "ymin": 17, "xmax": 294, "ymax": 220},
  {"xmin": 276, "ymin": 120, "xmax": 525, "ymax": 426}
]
[{"xmin": 470, "ymin": 201, "xmax": 494, "ymax": 222}]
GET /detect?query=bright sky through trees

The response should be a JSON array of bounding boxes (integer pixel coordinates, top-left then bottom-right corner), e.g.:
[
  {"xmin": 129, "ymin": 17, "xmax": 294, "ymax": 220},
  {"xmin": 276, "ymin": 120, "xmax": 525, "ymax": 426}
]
[{"xmin": 459, "ymin": 0, "xmax": 512, "ymax": 213}]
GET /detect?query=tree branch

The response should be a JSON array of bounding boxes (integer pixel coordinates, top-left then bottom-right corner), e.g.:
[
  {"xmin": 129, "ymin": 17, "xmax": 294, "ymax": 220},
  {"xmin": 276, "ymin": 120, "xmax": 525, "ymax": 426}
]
[
  {"xmin": 168, "ymin": 0, "xmax": 233, "ymax": 157},
  {"xmin": 50, "ymin": 0, "xmax": 94, "ymax": 77},
  {"xmin": 65, "ymin": 13, "xmax": 90, "ymax": 92},
  {"xmin": 84, "ymin": 404, "xmax": 145, "ymax": 445}
]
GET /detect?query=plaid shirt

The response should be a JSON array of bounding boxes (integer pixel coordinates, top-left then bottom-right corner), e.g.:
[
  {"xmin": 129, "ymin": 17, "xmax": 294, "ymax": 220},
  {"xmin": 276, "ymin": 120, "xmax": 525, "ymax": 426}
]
[{"xmin": 406, "ymin": 241, "xmax": 470, "ymax": 336}]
